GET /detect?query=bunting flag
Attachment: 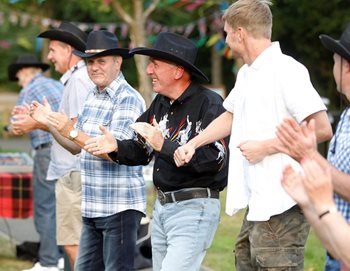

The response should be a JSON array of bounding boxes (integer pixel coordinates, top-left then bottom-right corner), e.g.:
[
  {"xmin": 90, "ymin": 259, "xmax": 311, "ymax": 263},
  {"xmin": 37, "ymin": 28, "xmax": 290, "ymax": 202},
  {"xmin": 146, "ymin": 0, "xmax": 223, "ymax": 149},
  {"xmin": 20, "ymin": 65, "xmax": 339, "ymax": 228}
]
[{"xmin": 0, "ymin": 1, "xmax": 230, "ymax": 53}]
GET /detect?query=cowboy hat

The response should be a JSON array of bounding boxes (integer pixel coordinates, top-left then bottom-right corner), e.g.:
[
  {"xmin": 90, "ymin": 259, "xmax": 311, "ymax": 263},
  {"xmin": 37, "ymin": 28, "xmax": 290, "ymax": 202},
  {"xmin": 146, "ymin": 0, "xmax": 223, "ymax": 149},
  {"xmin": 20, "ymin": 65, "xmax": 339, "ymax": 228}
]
[
  {"xmin": 319, "ymin": 24, "xmax": 350, "ymax": 61},
  {"xmin": 130, "ymin": 32, "xmax": 208, "ymax": 81},
  {"xmin": 38, "ymin": 21, "xmax": 87, "ymax": 51},
  {"xmin": 8, "ymin": 54, "xmax": 50, "ymax": 81},
  {"xmin": 73, "ymin": 30, "xmax": 131, "ymax": 59}
]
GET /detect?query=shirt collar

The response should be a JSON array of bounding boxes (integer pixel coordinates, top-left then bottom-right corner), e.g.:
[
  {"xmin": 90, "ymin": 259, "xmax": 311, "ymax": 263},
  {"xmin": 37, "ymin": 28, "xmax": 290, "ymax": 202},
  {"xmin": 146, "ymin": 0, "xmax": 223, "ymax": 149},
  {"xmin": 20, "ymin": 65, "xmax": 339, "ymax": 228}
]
[
  {"xmin": 60, "ymin": 60, "xmax": 86, "ymax": 86},
  {"xmin": 249, "ymin": 41, "xmax": 281, "ymax": 70},
  {"xmin": 176, "ymin": 82, "xmax": 198, "ymax": 103},
  {"xmin": 93, "ymin": 72, "xmax": 125, "ymax": 99}
]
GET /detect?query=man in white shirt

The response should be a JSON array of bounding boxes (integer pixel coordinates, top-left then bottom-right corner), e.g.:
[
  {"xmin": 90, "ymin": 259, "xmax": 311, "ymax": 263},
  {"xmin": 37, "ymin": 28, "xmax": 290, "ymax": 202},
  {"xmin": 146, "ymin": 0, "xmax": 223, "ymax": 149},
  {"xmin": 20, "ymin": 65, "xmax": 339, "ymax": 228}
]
[
  {"xmin": 174, "ymin": 0, "xmax": 332, "ymax": 270},
  {"xmin": 32, "ymin": 22, "xmax": 94, "ymax": 271}
]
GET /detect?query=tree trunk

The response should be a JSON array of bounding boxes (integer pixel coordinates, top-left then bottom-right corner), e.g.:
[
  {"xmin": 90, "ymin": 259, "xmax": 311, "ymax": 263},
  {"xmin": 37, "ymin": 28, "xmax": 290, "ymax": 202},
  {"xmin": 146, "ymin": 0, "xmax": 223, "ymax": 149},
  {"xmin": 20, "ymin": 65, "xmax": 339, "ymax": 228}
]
[
  {"xmin": 211, "ymin": 46, "xmax": 222, "ymax": 86},
  {"xmin": 111, "ymin": 0, "xmax": 157, "ymax": 107}
]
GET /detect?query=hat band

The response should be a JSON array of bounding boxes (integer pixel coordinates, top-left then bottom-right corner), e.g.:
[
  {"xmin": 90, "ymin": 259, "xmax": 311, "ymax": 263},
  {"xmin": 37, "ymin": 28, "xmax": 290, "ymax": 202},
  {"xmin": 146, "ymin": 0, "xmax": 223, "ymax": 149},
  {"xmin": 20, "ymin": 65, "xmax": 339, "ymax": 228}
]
[{"xmin": 85, "ymin": 49, "xmax": 106, "ymax": 53}]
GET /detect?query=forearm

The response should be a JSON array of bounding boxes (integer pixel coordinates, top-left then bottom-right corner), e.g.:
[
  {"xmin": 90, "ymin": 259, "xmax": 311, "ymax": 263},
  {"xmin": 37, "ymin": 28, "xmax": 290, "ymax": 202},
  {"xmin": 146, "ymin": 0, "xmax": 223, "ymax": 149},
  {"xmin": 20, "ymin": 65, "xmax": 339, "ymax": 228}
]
[
  {"xmin": 305, "ymin": 110, "xmax": 333, "ymax": 143},
  {"xmin": 190, "ymin": 111, "xmax": 232, "ymax": 149},
  {"xmin": 48, "ymin": 125, "xmax": 81, "ymax": 155},
  {"xmin": 310, "ymin": 152, "xmax": 350, "ymax": 202},
  {"xmin": 300, "ymin": 205, "xmax": 340, "ymax": 258},
  {"xmin": 321, "ymin": 211, "xmax": 350, "ymax": 266}
]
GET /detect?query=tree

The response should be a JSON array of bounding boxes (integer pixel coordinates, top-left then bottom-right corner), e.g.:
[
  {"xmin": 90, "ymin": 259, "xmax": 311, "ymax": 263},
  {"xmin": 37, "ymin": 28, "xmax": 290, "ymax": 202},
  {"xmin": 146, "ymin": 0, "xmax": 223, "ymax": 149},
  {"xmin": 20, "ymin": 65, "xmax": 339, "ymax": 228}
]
[{"xmin": 109, "ymin": 0, "xmax": 160, "ymax": 106}]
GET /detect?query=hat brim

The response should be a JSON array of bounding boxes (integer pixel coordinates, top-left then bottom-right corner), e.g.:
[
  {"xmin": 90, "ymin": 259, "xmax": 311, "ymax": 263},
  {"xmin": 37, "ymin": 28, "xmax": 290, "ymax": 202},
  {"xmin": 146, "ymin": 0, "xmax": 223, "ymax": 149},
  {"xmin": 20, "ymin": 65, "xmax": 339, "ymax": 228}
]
[
  {"xmin": 8, "ymin": 63, "xmax": 50, "ymax": 81},
  {"xmin": 319, "ymin": 34, "xmax": 350, "ymax": 61},
  {"xmin": 73, "ymin": 48, "xmax": 131, "ymax": 59},
  {"xmin": 130, "ymin": 47, "xmax": 209, "ymax": 82},
  {"xmin": 38, "ymin": 29, "xmax": 86, "ymax": 52}
]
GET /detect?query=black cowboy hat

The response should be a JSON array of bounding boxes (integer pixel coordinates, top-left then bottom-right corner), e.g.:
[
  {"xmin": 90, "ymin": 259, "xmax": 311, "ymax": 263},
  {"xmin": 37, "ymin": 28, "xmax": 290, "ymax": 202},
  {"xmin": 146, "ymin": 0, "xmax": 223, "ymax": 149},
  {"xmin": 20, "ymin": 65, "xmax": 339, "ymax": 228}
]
[
  {"xmin": 73, "ymin": 30, "xmax": 131, "ymax": 59},
  {"xmin": 38, "ymin": 21, "xmax": 87, "ymax": 52},
  {"xmin": 319, "ymin": 24, "xmax": 350, "ymax": 61},
  {"xmin": 8, "ymin": 54, "xmax": 50, "ymax": 81},
  {"xmin": 130, "ymin": 32, "xmax": 208, "ymax": 82}
]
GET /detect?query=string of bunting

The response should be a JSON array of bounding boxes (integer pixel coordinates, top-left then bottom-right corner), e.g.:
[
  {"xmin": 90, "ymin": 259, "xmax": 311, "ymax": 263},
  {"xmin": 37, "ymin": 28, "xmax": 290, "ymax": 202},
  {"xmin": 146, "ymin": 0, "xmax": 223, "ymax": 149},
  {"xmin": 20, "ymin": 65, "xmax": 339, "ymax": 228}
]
[{"xmin": 0, "ymin": 1, "xmax": 232, "ymax": 58}]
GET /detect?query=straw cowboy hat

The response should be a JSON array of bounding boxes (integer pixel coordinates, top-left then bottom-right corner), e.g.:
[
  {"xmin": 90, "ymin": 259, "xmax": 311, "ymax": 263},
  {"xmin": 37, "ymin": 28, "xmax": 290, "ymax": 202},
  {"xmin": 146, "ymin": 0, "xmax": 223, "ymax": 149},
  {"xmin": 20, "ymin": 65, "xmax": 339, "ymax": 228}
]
[
  {"xmin": 73, "ymin": 30, "xmax": 131, "ymax": 59},
  {"xmin": 8, "ymin": 54, "xmax": 50, "ymax": 81},
  {"xmin": 320, "ymin": 24, "xmax": 350, "ymax": 61},
  {"xmin": 130, "ymin": 32, "xmax": 209, "ymax": 81},
  {"xmin": 38, "ymin": 21, "xmax": 87, "ymax": 51}
]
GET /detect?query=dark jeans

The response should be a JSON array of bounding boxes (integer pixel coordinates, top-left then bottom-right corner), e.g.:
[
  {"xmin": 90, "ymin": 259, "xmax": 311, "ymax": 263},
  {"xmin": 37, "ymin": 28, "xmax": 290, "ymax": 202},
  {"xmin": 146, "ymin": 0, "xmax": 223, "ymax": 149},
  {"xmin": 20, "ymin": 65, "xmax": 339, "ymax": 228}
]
[
  {"xmin": 32, "ymin": 147, "xmax": 61, "ymax": 266},
  {"xmin": 235, "ymin": 205, "xmax": 310, "ymax": 271},
  {"xmin": 75, "ymin": 210, "xmax": 143, "ymax": 271}
]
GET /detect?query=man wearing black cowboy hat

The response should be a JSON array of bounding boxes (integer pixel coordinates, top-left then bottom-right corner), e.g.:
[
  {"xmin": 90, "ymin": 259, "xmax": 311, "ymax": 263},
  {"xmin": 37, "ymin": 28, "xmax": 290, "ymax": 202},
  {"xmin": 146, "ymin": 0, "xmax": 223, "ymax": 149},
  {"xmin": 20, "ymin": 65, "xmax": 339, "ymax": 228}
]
[
  {"xmin": 7, "ymin": 54, "xmax": 63, "ymax": 271},
  {"xmin": 276, "ymin": 24, "xmax": 350, "ymax": 270},
  {"xmin": 42, "ymin": 30, "xmax": 146, "ymax": 271},
  {"xmin": 84, "ymin": 31, "xmax": 229, "ymax": 271},
  {"xmin": 31, "ymin": 21, "xmax": 94, "ymax": 271}
]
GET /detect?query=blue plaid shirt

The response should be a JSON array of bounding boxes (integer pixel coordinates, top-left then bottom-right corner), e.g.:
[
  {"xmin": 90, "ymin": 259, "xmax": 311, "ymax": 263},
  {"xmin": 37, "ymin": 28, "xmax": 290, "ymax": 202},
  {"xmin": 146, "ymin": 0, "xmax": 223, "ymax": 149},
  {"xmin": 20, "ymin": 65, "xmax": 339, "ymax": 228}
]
[
  {"xmin": 16, "ymin": 74, "xmax": 63, "ymax": 149},
  {"xmin": 327, "ymin": 107, "xmax": 350, "ymax": 222},
  {"xmin": 76, "ymin": 72, "xmax": 146, "ymax": 218}
]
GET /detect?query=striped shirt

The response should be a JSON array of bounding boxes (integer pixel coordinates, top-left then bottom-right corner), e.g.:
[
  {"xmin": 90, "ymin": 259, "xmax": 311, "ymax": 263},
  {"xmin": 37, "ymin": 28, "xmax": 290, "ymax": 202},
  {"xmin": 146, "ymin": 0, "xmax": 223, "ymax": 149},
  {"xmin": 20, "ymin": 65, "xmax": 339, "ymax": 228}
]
[
  {"xmin": 16, "ymin": 74, "xmax": 63, "ymax": 149},
  {"xmin": 76, "ymin": 72, "xmax": 146, "ymax": 218},
  {"xmin": 327, "ymin": 107, "xmax": 350, "ymax": 222}
]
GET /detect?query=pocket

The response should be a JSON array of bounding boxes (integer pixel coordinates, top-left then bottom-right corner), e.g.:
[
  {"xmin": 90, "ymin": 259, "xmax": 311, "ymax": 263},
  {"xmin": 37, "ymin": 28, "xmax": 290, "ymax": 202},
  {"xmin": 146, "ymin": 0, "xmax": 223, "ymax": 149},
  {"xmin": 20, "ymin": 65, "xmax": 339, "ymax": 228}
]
[{"xmin": 255, "ymin": 247, "xmax": 304, "ymax": 271}]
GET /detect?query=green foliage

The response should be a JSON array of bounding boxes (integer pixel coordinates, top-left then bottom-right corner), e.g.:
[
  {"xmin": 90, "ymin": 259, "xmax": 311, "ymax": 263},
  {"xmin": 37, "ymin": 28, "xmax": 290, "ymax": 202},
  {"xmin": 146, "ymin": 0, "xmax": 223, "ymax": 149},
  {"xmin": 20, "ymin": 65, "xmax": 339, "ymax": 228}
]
[{"xmin": 271, "ymin": 0, "xmax": 350, "ymax": 111}]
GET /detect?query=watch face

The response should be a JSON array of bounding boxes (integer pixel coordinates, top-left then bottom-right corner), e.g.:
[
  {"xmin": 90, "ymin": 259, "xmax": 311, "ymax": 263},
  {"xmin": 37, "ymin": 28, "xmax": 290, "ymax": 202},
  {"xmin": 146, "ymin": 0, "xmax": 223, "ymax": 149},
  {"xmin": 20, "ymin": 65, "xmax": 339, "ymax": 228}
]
[{"xmin": 69, "ymin": 130, "xmax": 78, "ymax": 139}]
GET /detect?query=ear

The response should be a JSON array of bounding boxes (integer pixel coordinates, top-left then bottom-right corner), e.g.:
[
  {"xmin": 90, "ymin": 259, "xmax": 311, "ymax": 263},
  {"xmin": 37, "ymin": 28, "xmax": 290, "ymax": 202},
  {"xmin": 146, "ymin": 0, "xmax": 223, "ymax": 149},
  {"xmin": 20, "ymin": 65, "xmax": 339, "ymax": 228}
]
[
  {"xmin": 115, "ymin": 55, "xmax": 123, "ymax": 66},
  {"xmin": 237, "ymin": 27, "xmax": 244, "ymax": 42},
  {"xmin": 344, "ymin": 59, "xmax": 350, "ymax": 73},
  {"xmin": 174, "ymin": 66, "xmax": 185, "ymax": 80}
]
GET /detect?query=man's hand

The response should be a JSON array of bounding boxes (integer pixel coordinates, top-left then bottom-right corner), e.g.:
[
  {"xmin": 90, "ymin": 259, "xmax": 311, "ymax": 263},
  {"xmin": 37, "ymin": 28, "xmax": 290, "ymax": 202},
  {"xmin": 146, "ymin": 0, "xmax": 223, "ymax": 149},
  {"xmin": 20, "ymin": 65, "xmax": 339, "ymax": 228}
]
[
  {"xmin": 12, "ymin": 104, "xmax": 30, "ymax": 116},
  {"xmin": 300, "ymin": 158, "xmax": 334, "ymax": 215},
  {"xmin": 174, "ymin": 142, "xmax": 196, "ymax": 167},
  {"xmin": 130, "ymin": 119, "xmax": 164, "ymax": 152},
  {"xmin": 276, "ymin": 117, "xmax": 317, "ymax": 161},
  {"xmin": 47, "ymin": 110, "xmax": 73, "ymax": 138},
  {"xmin": 30, "ymin": 98, "xmax": 52, "ymax": 126},
  {"xmin": 11, "ymin": 114, "xmax": 37, "ymax": 135},
  {"xmin": 237, "ymin": 140, "xmax": 268, "ymax": 164},
  {"xmin": 85, "ymin": 126, "xmax": 118, "ymax": 155},
  {"xmin": 281, "ymin": 165, "xmax": 311, "ymax": 208}
]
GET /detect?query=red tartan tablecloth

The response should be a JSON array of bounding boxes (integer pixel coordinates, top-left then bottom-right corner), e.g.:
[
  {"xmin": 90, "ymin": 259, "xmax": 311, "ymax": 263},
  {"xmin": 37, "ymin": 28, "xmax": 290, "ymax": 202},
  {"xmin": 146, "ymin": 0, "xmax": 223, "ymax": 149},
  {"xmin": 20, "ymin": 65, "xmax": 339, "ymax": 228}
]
[{"xmin": 0, "ymin": 172, "xmax": 33, "ymax": 218}]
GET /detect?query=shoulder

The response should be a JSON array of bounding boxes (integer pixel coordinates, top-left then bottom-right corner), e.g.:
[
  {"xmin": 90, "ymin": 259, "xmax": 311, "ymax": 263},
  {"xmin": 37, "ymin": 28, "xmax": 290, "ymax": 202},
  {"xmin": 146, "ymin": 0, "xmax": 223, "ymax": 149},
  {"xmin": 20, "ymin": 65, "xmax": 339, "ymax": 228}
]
[
  {"xmin": 192, "ymin": 83, "xmax": 224, "ymax": 105},
  {"xmin": 117, "ymin": 82, "xmax": 146, "ymax": 108}
]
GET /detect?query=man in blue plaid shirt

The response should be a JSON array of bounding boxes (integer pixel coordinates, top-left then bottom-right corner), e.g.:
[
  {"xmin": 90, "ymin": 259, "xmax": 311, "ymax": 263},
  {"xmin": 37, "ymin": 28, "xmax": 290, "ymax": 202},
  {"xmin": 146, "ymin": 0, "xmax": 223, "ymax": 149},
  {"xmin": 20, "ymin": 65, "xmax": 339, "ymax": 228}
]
[
  {"xmin": 41, "ymin": 30, "xmax": 146, "ymax": 271},
  {"xmin": 277, "ymin": 24, "xmax": 350, "ymax": 270},
  {"xmin": 7, "ymin": 54, "xmax": 63, "ymax": 270}
]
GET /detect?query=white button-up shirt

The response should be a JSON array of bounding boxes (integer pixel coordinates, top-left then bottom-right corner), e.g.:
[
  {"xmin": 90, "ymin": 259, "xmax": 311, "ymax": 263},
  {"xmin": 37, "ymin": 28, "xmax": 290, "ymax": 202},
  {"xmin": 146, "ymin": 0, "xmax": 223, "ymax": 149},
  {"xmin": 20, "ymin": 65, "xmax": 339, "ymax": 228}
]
[{"xmin": 223, "ymin": 42, "xmax": 326, "ymax": 221}]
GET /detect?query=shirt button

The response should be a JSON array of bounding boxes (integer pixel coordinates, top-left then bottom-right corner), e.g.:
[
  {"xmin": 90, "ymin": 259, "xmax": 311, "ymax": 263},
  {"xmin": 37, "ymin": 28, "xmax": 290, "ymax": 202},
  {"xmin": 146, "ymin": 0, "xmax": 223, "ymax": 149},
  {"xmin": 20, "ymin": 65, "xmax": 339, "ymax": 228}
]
[
  {"xmin": 170, "ymin": 112, "xmax": 173, "ymax": 115},
  {"xmin": 156, "ymin": 168, "xmax": 160, "ymax": 172}
]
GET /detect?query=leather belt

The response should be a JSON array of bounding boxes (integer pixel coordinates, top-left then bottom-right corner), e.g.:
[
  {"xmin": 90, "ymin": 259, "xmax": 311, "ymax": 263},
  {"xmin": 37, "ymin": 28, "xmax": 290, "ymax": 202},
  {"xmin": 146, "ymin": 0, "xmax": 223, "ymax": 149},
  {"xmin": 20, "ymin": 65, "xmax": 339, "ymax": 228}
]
[
  {"xmin": 34, "ymin": 143, "xmax": 52, "ymax": 150},
  {"xmin": 157, "ymin": 188, "xmax": 219, "ymax": 205}
]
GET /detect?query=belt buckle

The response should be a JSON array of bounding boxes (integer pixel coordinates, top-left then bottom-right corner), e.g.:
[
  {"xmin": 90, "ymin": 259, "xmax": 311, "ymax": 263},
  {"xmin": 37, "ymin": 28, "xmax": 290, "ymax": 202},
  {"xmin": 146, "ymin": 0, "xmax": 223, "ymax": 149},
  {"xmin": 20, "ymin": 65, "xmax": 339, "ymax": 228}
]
[{"xmin": 157, "ymin": 190, "xmax": 166, "ymax": 205}]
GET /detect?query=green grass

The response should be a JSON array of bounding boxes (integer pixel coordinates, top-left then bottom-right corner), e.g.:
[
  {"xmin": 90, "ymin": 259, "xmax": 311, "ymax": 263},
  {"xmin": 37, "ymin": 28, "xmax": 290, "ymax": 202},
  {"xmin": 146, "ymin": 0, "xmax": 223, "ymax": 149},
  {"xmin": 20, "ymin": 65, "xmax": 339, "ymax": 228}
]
[
  {"xmin": 203, "ymin": 190, "xmax": 326, "ymax": 270},
  {"xmin": 0, "ymin": 189, "xmax": 326, "ymax": 271}
]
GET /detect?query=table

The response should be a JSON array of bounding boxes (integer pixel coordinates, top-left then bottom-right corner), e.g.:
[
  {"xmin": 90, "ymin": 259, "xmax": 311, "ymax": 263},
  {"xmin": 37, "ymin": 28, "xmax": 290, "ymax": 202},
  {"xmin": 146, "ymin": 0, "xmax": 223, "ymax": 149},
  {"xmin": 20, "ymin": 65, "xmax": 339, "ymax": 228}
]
[{"xmin": 0, "ymin": 172, "xmax": 33, "ymax": 218}]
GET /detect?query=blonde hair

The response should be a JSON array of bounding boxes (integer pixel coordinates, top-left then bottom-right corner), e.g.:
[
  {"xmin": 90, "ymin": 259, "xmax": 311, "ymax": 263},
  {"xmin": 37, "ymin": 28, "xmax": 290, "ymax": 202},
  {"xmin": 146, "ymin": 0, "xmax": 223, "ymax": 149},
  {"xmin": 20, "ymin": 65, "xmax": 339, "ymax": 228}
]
[{"xmin": 223, "ymin": 0, "xmax": 273, "ymax": 39}]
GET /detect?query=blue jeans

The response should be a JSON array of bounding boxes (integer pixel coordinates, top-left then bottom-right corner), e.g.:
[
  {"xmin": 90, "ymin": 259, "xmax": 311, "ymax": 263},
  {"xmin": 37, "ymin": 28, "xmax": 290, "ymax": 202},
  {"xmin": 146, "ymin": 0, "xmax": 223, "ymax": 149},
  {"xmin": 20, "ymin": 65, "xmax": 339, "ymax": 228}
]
[
  {"xmin": 152, "ymin": 198, "xmax": 220, "ymax": 271},
  {"xmin": 324, "ymin": 253, "xmax": 340, "ymax": 271},
  {"xmin": 32, "ymin": 147, "xmax": 61, "ymax": 266},
  {"xmin": 75, "ymin": 210, "xmax": 143, "ymax": 271}
]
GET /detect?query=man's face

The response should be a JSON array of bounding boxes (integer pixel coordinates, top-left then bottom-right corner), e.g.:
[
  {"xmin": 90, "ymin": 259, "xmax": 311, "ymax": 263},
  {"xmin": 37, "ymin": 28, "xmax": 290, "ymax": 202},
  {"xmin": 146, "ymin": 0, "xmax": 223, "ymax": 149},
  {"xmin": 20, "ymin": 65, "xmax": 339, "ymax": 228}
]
[
  {"xmin": 333, "ymin": 53, "xmax": 350, "ymax": 100},
  {"xmin": 146, "ymin": 58, "xmax": 178, "ymax": 95},
  {"xmin": 333, "ymin": 53, "xmax": 343, "ymax": 93},
  {"xmin": 86, "ymin": 55, "xmax": 122, "ymax": 90},
  {"xmin": 47, "ymin": 40, "xmax": 71, "ymax": 74},
  {"xmin": 224, "ymin": 22, "xmax": 241, "ymax": 59},
  {"xmin": 15, "ymin": 68, "xmax": 26, "ymax": 87}
]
